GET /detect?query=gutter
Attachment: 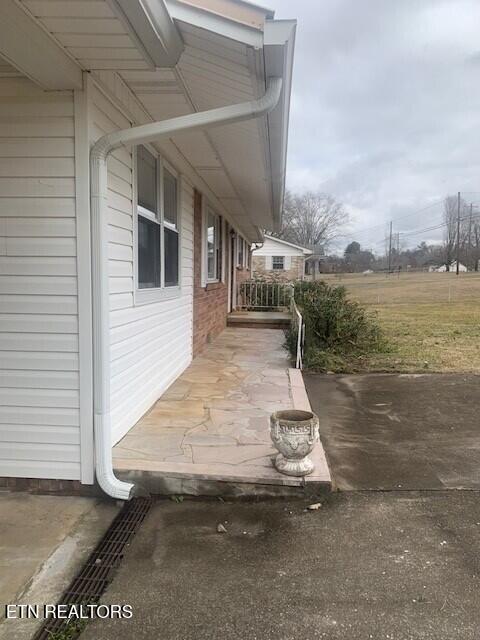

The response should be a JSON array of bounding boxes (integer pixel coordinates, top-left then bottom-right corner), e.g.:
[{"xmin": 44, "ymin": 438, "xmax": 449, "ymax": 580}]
[{"xmin": 90, "ymin": 77, "xmax": 283, "ymax": 500}]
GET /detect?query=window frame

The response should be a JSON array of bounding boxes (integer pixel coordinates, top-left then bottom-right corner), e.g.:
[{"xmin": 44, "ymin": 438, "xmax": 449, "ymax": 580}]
[
  {"xmin": 133, "ymin": 145, "xmax": 181, "ymax": 305},
  {"xmin": 272, "ymin": 255, "xmax": 285, "ymax": 271},
  {"xmin": 205, "ymin": 205, "xmax": 222, "ymax": 284},
  {"xmin": 237, "ymin": 234, "xmax": 244, "ymax": 268}
]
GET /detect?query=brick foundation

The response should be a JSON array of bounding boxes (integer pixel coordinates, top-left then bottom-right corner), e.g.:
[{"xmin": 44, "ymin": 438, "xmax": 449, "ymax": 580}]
[
  {"xmin": 193, "ymin": 190, "xmax": 228, "ymax": 357},
  {"xmin": 0, "ymin": 476, "xmax": 102, "ymax": 496}
]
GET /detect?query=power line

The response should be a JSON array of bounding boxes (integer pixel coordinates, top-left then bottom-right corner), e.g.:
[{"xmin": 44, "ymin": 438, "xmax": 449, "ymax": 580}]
[{"xmin": 342, "ymin": 198, "xmax": 445, "ymax": 241}]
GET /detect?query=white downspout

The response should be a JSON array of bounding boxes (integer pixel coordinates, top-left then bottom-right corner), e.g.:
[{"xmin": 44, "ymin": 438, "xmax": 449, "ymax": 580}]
[{"xmin": 90, "ymin": 77, "xmax": 283, "ymax": 500}]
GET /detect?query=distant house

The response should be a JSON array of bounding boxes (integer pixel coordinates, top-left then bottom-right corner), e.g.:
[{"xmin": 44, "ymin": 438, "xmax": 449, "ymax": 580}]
[
  {"xmin": 252, "ymin": 235, "xmax": 312, "ymax": 281},
  {"xmin": 434, "ymin": 261, "xmax": 468, "ymax": 273}
]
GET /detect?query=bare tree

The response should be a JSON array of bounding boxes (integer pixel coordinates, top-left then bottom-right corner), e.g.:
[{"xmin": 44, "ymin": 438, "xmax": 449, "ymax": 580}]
[
  {"xmin": 442, "ymin": 195, "xmax": 468, "ymax": 269},
  {"xmin": 274, "ymin": 190, "xmax": 349, "ymax": 249}
]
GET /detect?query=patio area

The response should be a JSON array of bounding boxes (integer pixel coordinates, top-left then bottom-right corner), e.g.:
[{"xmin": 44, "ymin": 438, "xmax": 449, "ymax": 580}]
[{"xmin": 113, "ymin": 328, "xmax": 330, "ymax": 496}]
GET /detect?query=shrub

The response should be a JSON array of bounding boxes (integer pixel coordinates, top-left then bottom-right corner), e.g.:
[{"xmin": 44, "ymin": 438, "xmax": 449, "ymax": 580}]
[{"xmin": 288, "ymin": 280, "xmax": 388, "ymax": 371}]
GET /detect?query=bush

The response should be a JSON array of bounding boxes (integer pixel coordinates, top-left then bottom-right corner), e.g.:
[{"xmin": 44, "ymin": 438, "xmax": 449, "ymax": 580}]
[{"xmin": 288, "ymin": 281, "xmax": 388, "ymax": 371}]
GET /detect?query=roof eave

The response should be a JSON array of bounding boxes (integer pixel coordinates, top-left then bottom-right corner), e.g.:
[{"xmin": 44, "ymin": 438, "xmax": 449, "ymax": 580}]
[
  {"xmin": 111, "ymin": 0, "xmax": 184, "ymax": 67},
  {"xmin": 264, "ymin": 19, "xmax": 296, "ymax": 232}
]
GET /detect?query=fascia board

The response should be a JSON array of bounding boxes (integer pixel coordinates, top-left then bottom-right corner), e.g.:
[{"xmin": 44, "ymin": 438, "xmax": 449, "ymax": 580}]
[
  {"xmin": 263, "ymin": 19, "xmax": 296, "ymax": 231},
  {"xmin": 165, "ymin": 0, "xmax": 264, "ymax": 47},
  {"xmin": 111, "ymin": 0, "xmax": 184, "ymax": 67}
]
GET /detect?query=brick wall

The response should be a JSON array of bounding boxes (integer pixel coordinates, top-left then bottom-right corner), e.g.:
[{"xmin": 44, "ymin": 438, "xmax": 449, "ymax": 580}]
[
  {"xmin": 252, "ymin": 255, "xmax": 305, "ymax": 282},
  {"xmin": 193, "ymin": 190, "xmax": 228, "ymax": 357}
]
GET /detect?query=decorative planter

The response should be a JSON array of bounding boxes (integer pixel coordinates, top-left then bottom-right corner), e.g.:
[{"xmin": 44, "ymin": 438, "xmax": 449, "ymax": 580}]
[{"xmin": 270, "ymin": 409, "xmax": 319, "ymax": 476}]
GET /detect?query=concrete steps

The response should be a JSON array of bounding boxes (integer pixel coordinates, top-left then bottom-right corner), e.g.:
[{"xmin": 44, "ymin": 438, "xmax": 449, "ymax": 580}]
[{"xmin": 227, "ymin": 310, "xmax": 291, "ymax": 329}]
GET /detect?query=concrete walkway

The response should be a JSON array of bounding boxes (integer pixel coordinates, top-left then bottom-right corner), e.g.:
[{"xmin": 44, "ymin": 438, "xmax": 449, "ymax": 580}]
[
  {"xmin": 0, "ymin": 494, "xmax": 118, "ymax": 640},
  {"xmin": 114, "ymin": 328, "xmax": 330, "ymax": 495},
  {"xmin": 304, "ymin": 373, "xmax": 480, "ymax": 491}
]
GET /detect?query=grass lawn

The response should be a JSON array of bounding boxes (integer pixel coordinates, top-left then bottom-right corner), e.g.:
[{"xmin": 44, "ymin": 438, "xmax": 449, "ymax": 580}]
[{"xmin": 320, "ymin": 272, "xmax": 480, "ymax": 373}]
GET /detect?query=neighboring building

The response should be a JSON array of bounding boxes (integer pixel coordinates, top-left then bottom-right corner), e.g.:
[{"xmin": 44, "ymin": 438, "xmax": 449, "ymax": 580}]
[
  {"xmin": 0, "ymin": 0, "xmax": 295, "ymax": 495},
  {"xmin": 252, "ymin": 235, "xmax": 312, "ymax": 281},
  {"xmin": 304, "ymin": 246, "xmax": 327, "ymax": 279},
  {"xmin": 434, "ymin": 261, "xmax": 468, "ymax": 272}
]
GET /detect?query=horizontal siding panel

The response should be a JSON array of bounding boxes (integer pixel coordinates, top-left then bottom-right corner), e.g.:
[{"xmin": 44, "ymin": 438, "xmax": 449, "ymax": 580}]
[
  {"xmin": 0, "ymin": 198, "xmax": 75, "ymax": 217},
  {"xmin": 107, "ymin": 172, "xmax": 131, "ymax": 199},
  {"xmin": 0, "ymin": 424, "xmax": 79, "ymax": 445},
  {"xmin": 109, "ymin": 225, "xmax": 132, "ymax": 246},
  {"xmin": 0, "ymin": 459, "xmax": 80, "ymax": 480},
  {"xmin": 107, "ymin": 155, "xmax": 132, "ymax": 183},
  {"xmin": 111, "ymin": 341, "xmax": 189, "ymax": 406},
  {"xmin": 0, "ymin": 158, "xmax": 75, "ymax": 178},
  {"xmin": 5, "ymin": 218, "xmax": 75, "ymax": 237},
  {"xmin": 0, "ymin": 99, "xmax": 73, "ymax": 118},
  {"xmin": 108, "ymin": 209, "xmax": 132, "ymax": 231},
  {"xmin": 0, "ymin": 388, "xmax": 79, "ymax": 408},
  {"xmin": 110, "ymin": 315, "xmax": 191, "ymax": 379},
  {"xmin": 0, "ymin": 294, "xmax": 77, "ymax": 314},
  {"xmin": 0, "ymin": 442, "xmax": 79, "ymax": 462},
  {"xmin": 109, "ymin": 277, "xmax": 133, "ymax": 294},
  {"xmin": 0, "ymin": 76, "xmax": 80, "ymax": 481},
  {"xmin": 108, "ymin": 190, "xmax": 132, "ymax": 215},
  {"xmin": 111, "ymin": 354, "xmax": 191, "ymax": 443},
  {"xmin": 0, "ymin": 406, "xmax": 79, "ymax": 426},
  {"xmin": 0, "ymin": 351, "xmax": 78, "ymax": 371},
  {"xmin": 111, "ymin": 312, "xmax": 191, "ymax": 363},
  {"xmin": 110, "ymin": 292, "xmax": 190, "ymax": 329},
  {"xmin": 0, "ymin": 370, "xmax": 78, "ymax": 389},
  {"xmin": 109, "ymin": 260, "xmax": 132, "ymax": 277},
  {"xmin": 109, "ymin": 292, "xmax": 133, "ymax": 311},
  {"xmin": 0, "ymin": 333, "xmax": 77, "ymax": 351},
  {"xmin": 0, "ymin": 117, "xmax": 74, "ymax": 137},
  {"xmin": 0, "ymin": 314, "xmax": 77, "ymax": 333},
  {"xmin": 108, "ymin": 242, "xmax": 132, "ymax": 262},
  {"xmin": 0, "ymin": 276, "xmax": 76, "ymax": 295},
  {"xmin": 6, "ymin": 237, "xmax": 76, "ymax": 256},
  {"xmin": 0, "ymin": 256, "xmax": 76, "ymax": 276},
  {"xmin": 0, "ymin": 138, "xmax": 74, "ymax": 158},
  {"xmin": 0, "ymin": 177, "xmax": 74, "ymax": 197},
  {"xmin": 0, "ymin": 78, "xmax": 59, "ymax": 97},
  {"xmin": 111, "ymin": 300, "xmax": 191, "ymax": 347}
]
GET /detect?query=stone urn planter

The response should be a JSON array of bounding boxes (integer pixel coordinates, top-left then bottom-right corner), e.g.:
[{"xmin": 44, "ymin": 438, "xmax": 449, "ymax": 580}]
[{"xmin": 270, "ymin": 409, "xmax": 319, "ymax": 477}]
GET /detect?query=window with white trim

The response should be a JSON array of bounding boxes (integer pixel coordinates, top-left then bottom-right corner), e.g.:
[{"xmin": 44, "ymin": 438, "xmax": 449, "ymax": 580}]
[
  {"xmin": 206, "ymin": 208, "xmax": 222, "ymax": 282},
  {"xmin": 272, "ymin": 255, "xmax": 285, "ymax": 270},
  {"xmin": 237, "ymin": 235, "xmax": 244, "ymax": 267},
  {"xmin": 136, "ymin": 145, "xmax": 180, "ymax": 291}
]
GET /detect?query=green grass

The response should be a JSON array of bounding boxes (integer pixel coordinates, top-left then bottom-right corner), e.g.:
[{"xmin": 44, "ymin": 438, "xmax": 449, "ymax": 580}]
[{"xmin": 320, "ymin": 273, "xmax": 480, "ymax": 373}]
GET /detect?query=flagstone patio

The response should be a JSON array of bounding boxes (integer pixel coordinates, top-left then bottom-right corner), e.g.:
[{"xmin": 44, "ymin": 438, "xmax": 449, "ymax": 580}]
[{"xmin": 113, "ymin": 328, "xmax": 330, "ymax": 496}]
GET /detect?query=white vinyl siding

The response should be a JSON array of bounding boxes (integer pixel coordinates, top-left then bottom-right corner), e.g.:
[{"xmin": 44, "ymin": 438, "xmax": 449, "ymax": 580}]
[
  {"xmin": 0, "ymin": 76, "xmax": 80, "ymax": 480},
  {"xmin": 89, "ymin": 83, "xmax": 194, "ymax": 444}
]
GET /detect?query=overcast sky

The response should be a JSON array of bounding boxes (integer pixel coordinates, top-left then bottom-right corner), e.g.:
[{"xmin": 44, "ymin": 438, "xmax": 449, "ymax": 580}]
[{"xmin": 268, "ymin": 0, "xmax": 480, "ymax": 253}]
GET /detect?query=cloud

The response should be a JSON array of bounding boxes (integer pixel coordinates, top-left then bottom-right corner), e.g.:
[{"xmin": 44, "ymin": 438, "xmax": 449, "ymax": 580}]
[{"xmin": 268, "ymin": 0, "xmax": 480, "ymax": 250}]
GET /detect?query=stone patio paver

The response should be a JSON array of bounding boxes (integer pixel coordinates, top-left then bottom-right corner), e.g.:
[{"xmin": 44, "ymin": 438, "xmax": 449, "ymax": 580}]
[{"xmin": 113, "ymin": 327, "xmax": 330, "ymax": 492}]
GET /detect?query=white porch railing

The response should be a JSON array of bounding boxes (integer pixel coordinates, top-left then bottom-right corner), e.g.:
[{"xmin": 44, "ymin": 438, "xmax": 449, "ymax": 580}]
[
  {"xmin": 238, "ymin": 280, "xmax": 292, "ymax": 309},
  {"xmin": 290, "ymin": 292, "xmax": 305, "ymax": 369}
]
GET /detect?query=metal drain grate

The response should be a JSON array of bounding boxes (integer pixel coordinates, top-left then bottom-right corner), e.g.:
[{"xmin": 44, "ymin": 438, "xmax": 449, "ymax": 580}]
[{"xmin": 32, "ymin": 496, "xmax": 153, "ymax": 640}]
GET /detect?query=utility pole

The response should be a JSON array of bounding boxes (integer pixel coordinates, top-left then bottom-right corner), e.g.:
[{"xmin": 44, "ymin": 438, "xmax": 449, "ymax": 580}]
[
  {"xmin": 467, "ymin": 202, "xmax": 473, "ymax": 270},
  {"xmin": 456, "ymin": 191, "xmax": 461, "ymax": 276},
  {"xmin": 388, "ymin": 221, "xmax": 393, "ymax": 273}
]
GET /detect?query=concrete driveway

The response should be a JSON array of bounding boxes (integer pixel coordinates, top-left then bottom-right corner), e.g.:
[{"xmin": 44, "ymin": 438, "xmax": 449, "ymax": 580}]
[
  {"xmin": 304, "ymin": 373, "xmax": 480, "ymax": 490},
  {"xmin": 82, "ymin": 495, "xmax": 480, "ymax": 640}
]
